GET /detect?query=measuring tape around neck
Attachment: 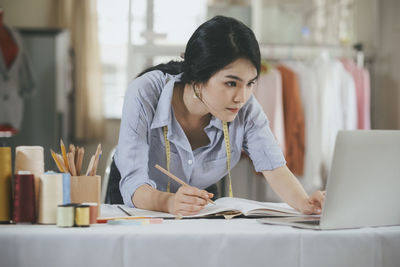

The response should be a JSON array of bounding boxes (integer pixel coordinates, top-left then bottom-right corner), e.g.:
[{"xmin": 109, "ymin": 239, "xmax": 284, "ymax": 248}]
[{"xmin": 162, "ymin": 122, "xmax": 233, "ymax": 197}]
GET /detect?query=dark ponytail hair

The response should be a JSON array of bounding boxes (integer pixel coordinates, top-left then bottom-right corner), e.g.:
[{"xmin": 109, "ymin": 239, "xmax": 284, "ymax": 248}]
[{"xmin": 138, "ymin": 15, "xmax": 261, "ymax": 84}]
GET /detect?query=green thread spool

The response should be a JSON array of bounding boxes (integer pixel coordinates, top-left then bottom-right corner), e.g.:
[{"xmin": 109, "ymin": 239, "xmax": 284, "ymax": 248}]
[{"xmin": 57, "ymin": 204, "xmax": 75, "ymax": 227}]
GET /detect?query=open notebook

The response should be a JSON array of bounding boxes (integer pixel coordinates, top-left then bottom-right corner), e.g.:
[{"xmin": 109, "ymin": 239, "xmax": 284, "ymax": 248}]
[{"xmin": 100, "ymin": 197, "xmax": 304, "ymax": 219}]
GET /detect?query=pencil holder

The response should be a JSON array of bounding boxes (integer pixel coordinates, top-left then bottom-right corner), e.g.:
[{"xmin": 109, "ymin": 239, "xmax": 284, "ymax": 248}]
[{"xmin": 70, "ymin": 175, "xmax": 101, "ymax": 207}]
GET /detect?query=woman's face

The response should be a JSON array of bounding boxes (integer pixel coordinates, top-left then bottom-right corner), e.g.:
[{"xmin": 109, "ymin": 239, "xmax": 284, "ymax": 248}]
[{"xmin": 199, "ymin": 57, "xmax": 258, "ymax": 122}]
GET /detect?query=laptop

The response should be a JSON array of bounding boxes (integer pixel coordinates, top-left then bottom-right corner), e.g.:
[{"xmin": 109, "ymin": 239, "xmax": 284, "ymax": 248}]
[{"xmin": 258, "ymin": 130, "xmax": 400, "ymax": 230}]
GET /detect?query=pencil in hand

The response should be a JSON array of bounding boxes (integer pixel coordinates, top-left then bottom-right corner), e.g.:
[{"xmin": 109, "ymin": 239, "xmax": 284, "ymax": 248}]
[{"xmin": 154, "ymin": 164, "xmax": 215, "ymax": 205}]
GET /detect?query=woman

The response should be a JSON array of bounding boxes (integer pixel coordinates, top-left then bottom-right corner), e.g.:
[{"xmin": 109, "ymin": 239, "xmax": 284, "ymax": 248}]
[{"xmin": 114, "ymin": 16, "xmax": 325, "ymax": 216}]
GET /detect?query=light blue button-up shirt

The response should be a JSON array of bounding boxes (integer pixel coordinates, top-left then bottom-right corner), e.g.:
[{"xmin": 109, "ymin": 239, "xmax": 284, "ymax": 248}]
[{"xmin": 115, "ymin": 70, "xmax": 286, "ymax": 207}]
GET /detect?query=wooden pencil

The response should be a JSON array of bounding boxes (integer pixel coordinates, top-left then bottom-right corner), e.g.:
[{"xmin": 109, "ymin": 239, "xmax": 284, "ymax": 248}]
[
  {"xmin": 56, "ymin": 153, "xmax": 67, "ymax": 174},
  {"xmin": 86, "ymin": 155, "xmax": 95, "ymax": 176},
  {"xmin": 90, "ymin": 144, "xmax": 102, "ymax": 176},
  {"xmin": 154, "ymin": 164, "xmax": 215, "ymax": 205},
  {"xmin": 60, "ymin": 140, "xmax": 70, "ymax": 172},
  {"xmin": 76, "ymin": 147, "xmax": 84, "ymax": 175},
  {"xmin": 67, "ymin": 152, "xmax": 77, "ymax": 176},
  {"xmin": 50, "ymin": 149, "xmax": 64, "ymax": 172}
]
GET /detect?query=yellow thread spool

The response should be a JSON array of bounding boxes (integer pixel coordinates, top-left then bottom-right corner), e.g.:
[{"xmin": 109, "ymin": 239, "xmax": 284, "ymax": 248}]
[
  {"xmin": 56, "ymin": 204, "xmax": 75, "ymax": 227},
  {"xmin": 75, "ymin": 205, "xmax": 90, "ymax": 227},
  {"xmin": 0, "ymin": 147, "xmax": 12, "ymax": 222}
]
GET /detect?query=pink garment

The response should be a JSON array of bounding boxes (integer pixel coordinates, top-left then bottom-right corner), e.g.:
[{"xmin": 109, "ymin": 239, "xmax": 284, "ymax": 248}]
[
  {"xmin": 340, "ymin": 58, "xmax": 371, "ymax": 129},
  {"xmin": 253, "ymin": 68, "xmax": 285, "ymax": 152}
]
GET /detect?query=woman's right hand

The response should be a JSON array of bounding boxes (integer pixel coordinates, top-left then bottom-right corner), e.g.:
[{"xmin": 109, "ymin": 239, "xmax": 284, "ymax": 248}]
[{"xmin": 167, "ymin": 186, "xmax": 214, "ymax": 216}]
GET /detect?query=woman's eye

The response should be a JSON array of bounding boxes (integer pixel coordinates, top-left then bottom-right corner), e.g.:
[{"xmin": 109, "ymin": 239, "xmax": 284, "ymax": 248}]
[
  {"xmin": 247, "ymin": 81, "xmax": 256, "ymax": 87},
  {"xmin": 226, "ymin": 81, "xmax": 236, "ymax": 87}
]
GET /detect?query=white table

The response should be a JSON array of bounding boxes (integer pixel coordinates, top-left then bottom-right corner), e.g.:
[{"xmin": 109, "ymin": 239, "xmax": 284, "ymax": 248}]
[{"xmin": 1, "ymin": 218, "xmax": 399, "ymax": 267}]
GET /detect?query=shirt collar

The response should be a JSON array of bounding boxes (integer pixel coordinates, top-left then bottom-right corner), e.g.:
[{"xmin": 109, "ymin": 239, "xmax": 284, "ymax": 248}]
[
  {"xmin": 150, "ymin": 73, "xmax": 182, "ymax": 130},
  {"xmin": 206, "ymin": 115, "xmax": 223, "ymax": 131}
]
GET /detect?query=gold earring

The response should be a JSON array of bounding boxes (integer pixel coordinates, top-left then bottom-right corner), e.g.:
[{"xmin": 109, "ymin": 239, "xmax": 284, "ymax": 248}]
[{"xmin": 192, "ymin": 85, "xmax": 200, "ymax": 99}]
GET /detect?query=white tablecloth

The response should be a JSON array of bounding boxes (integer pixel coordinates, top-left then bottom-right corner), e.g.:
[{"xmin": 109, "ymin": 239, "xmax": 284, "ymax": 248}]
[{"xmin": 1, "ymin": 219, "xmax": 399, "ymax": 267}]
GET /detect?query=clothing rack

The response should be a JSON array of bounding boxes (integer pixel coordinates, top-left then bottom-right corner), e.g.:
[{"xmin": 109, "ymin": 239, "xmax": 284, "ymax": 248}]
[{"xmin": 259, "ymin": 43, "xmax": 367, "ymax": 68}]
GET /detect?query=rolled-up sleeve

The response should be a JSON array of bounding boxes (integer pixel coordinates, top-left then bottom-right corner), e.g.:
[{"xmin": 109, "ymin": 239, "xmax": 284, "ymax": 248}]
[
  {"xmin": 115, "ymin": 78, "xmax": 157, "ymax": 207},
  {"xmin": 242, "ymin": 96, "xmax": 286, "ymax": 172}
]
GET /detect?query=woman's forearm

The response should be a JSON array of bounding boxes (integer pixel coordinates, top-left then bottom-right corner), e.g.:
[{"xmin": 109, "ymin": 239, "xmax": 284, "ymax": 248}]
[
  {"xmin": 131, "ymin": 184, "xmax": 173, "ymax": 213},
  {"xmin": 262, "ymin": 165, "xmax": 309, "ymax": 212}
]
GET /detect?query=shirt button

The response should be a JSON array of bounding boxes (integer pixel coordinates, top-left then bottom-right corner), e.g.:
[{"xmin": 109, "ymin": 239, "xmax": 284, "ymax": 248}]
[{"xmin": 188, "ymin": 160, "xmax": 193, "ymax": 165}]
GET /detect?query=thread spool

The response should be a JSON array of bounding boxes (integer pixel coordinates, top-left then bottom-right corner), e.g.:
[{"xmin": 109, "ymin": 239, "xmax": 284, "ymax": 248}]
[
  {"xmin": 0, "ymin": 147, "xmax": 12, "ymax": 223},
  {"xmin": 13, "ymin": 171, "xmax": 35, "ymax": 223},
  {"xmin": 14, "ymin": 146, "xmax": 44, "ymax": 221},
  {"xmin": 14, "ymin": 146, "xmax": 44, "ymax": 175},
  {"xmin": 38, "ymin": 172, "xmax": 63, "ymax": 224},
  {"xmin": 75, "ymin": 205, "xmax": 90, "ymax": 227},
  {"xmin": 56, "ymin": 204, "xmax": 75, "ymax": 227},
  {"xmin": 83, "ymin": 202, "xmax": 98, "ymax": 224}
]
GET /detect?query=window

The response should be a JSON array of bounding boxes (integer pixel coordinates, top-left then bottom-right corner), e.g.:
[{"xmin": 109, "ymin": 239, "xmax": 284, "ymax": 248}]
[{"xmin": 97, "ymin": 0, "xmax": 206, "ymax": 118}]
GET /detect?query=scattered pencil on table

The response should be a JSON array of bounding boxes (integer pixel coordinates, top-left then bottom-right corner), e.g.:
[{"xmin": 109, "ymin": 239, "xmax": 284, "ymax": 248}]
[
  {"xmin": 107, "ymin": 218, "xmax": 163, "ymax": 225},
  {"xmin": 118, "ymin": 205, "xmax": 132, "ymax": 216},
  {"xmin": 154, "ymin": 164, "xmax": 215, "ymax": 205},
  {"xmin": 50, "ymin": 140, "xmax": 102, "ymax": 176}
]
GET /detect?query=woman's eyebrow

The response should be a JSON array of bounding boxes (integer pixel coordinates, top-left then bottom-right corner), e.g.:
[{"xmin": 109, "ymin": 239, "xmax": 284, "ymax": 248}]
[{"xmin": 225, "ymin": 75, "xmax": 258, "ymax": 82}]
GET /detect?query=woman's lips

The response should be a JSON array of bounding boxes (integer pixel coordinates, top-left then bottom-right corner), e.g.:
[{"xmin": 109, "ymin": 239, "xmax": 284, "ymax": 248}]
[{"xmin": 227, "ymin": 107, "xmax": 240, "ymax": 113}]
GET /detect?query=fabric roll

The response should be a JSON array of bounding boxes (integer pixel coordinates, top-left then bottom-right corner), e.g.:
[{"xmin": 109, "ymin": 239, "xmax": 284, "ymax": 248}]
[
  {"xmin": 13, "ymin": 172, "xmax": 35, "ymax": 223},
  {"xmin": 38, "ymin": 172, "xmax": 64, "ymax": 224},
  {"xmin": 62, "ymin": 173, "xmax": 71, "ymax": 204},
  {"xmin": 14, "ymin": 146, "xmax": 44, "ymax": 220},
  {"xmin": 0, "ymin": 147, "xmax": 12, "ymax": 222}
]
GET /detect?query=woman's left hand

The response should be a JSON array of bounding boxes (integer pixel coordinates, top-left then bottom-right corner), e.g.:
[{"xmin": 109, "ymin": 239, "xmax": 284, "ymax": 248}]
[{"xmin": 300, "ymin": 191, "xmax": 326, "ymax": 215}]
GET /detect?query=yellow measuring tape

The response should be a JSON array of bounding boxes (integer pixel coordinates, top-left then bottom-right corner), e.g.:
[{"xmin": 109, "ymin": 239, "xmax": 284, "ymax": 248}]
[
  {"xmin": 162, "ymin": 121, "xmax": 233, "ymax": 197},
  {"xmin": 163, "ymin": 126, "xmax": 171, "ymax": 192}
]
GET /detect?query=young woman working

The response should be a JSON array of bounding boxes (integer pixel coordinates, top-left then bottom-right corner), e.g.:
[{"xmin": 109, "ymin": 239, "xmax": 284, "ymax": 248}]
[{"xmin": 114, "ymin": 16, "xmax": 325, "ymax": 216}]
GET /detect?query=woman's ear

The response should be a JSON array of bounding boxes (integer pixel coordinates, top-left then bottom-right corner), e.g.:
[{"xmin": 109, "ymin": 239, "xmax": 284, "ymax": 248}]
[{"xmin": 192, "ymin": 83, "xmax": 201, "ymax": 99}]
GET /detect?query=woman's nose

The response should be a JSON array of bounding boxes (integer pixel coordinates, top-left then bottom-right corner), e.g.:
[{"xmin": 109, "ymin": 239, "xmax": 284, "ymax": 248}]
[{"xmin": 233, "ymin": 86, "xmax": 246, "ymax": 103}]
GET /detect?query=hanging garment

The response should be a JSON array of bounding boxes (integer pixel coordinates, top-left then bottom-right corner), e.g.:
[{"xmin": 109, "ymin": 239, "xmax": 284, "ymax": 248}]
[
  {"xmin": 282, "ymin": 61, "xmax": 323, "ymax": 193},
  {"xmin": 0, "ymin": 26, "xmax": 35, "ymax": 131},
  {"xmin": 340, "ymin": 58, "xmax": 371, "ymax": 129},
  {"xmin": 339, "ymin": 65, "xmax": 358, "ymax": 130},
  {"xmin": 276, "ymin": 65, "xmax": 305, "ymax": 176},
  {"xmin": 252, "ymin": 67, "xmax": 285, "ymax": 152},
  {"xmin": 311, "ymin": 56, "xmax": 357, "ymax": 181}
]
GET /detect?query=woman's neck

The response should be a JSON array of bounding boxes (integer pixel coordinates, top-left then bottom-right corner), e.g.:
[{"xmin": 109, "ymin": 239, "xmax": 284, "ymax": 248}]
[{"xmin": 172, "ymin": 83, "xmax": 211, "ymax": 128}]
